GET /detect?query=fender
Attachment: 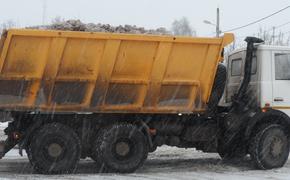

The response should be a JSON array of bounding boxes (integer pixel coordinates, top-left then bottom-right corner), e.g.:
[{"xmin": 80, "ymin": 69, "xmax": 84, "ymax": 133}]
[
  {"xmin": 18, "ymin": 119, "xmax": 44, "ymax": 156},
  {"xmin": 139, "ymin": 121, "xmax": 153, "ymax": 149},
  {"xmin": 244, "ymin": 109, "xmax": 290, "ymax": 141}
]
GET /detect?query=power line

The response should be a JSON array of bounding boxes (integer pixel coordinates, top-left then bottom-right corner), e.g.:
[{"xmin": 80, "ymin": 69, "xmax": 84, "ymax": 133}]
[
  {"xmin": 222, "ymin": 6, "xmax": 290, "ymax": 33},
  {"xmin": 232, "ymin": 30, "xmax": 290, "ymax": 45},
  {"xmin": 276, "ymin": 21, "xmax": 290, "ymax": 29},
  {"xmin": 226, "ymin": 21, "xmax": 290, "ymax": 39},
  {"xmin": 281, "ymin": 30, "xmax": 290, "ymax": 35},
  {"xmin": 264, "ymin": 21, "xmax": 290, "ymax": 33}
]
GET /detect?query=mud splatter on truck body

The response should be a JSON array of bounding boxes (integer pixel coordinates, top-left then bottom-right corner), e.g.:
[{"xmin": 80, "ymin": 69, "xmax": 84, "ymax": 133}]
[{"xmin": 0, "ymin": 29, "xmax": 233, "ymax": 114}]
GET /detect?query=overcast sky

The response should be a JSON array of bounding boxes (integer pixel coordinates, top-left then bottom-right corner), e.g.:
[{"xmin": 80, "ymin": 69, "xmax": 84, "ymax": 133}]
[{"xmin": 0, "ymin": 0, "xmax": 289, "ymax": 39}]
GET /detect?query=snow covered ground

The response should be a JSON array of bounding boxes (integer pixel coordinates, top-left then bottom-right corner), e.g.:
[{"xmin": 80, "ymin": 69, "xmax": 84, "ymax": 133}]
[
  {"xmin": 0, "ymin": 122, "xmax": 8, "ymax": 141},
  {"xmin": 0, "ymin": 147, "xmax": 290, "ymax": 179},
  {"xmin": 0, "ymin": 123, "xmax": 290, "ymax": 180}
]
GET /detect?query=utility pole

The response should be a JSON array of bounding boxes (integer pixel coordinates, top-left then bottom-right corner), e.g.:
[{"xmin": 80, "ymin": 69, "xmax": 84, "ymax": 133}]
[
  {"xmin": 42, "ymin": 0, "xmax": 47, "ymax": 25},
  {"xmin": 203, "ymin": 7, "xmax": 221, "ymax": 37},
  {"xmin": 216, "ymin": 8, "xmax": 220, "ymax": 37}
]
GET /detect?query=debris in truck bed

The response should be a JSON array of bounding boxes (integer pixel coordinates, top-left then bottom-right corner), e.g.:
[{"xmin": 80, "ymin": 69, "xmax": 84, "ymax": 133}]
[{"xmin": 27, "ymin": 19, "xmax": 172, "ymax": 35}]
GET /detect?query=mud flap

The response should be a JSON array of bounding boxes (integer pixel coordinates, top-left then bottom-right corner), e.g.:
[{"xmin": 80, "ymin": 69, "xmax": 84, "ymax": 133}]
[
  {"xmin": 0, "ymin": 136, "xmax": 18, "ymax": 159},
  {"xmin": 0, "ymin": 141, "xmax": 5, "ymax": 159}
]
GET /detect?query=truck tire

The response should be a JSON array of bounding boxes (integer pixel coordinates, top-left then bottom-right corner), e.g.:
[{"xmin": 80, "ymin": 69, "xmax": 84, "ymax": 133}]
[
  {"xmin": 249, "ymin": 124, "xmax": 289, "ymax": 169},
  {"xmin": 97, "ymin": 124, "xmax": 149, "ymax": 173},
  {"xmin": 90, "ymin": 130, "xmax": 104, "ymax": 165},
  {"xmin": 206, "ymin": 64, "xmax": 227, "ymax": 116},
  {"xmin": 26, "ymin": 142, "xmax": 33, "ymax": 166},
  {"xmin": 149, "ymin": 145, "xmax": 158, "ymax": 153},
  {"xmin": 29, "ymin": 123, "xmax": 81, "ymax": 174}
]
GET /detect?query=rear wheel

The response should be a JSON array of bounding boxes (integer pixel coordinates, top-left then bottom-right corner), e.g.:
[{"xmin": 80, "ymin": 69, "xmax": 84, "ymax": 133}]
[
  {"xmin": 97, "ymin": 124, "xmax": 149, "ymax": 173},
  {"xmin": 149, "ymin": 145, "xmax": 157, "ymax": 153},
  {"xmin": 249, "ymin": 124, "xmax": 289, "ymax": 169},
  {"xmin": 29, "ymin": 123, "xmax": 81, "ymax": 174},
  {"xmin": 26, "ymin": 143, "xmax": 33, "ymax": 166},
  {"xmin": 90, "ymin": 130, "xmax": 105, "ymax": 166}
]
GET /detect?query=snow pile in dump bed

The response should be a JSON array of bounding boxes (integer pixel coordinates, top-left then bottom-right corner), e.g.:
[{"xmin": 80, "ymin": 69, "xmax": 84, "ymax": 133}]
[{"xmin": 28, "ymin": 19, "xmax": 172, "ymax": 35}]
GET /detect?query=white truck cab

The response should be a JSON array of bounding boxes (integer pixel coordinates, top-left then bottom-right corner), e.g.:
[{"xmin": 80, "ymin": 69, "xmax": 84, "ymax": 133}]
[
  {"xmin": 215, "ymin": 41, "xmax": 290, "ymax": 170},
  {"xmin": 224, "ymin": 45, "xmax": 290, "ymax": 117}
]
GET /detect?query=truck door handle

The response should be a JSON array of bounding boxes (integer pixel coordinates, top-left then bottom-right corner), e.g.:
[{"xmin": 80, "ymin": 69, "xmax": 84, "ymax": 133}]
[{"xmin": 274, "ymin": 98, "xmax": 284, "ymax": 102}]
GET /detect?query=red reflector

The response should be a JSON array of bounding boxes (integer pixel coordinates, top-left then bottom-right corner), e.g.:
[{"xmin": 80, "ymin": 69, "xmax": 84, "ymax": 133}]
[
  {"xmin": 12, "ymin": 132, "xmax": 20, "ymax": 140},
  {"xmin": 149, "ymin": 129, "xmax": 157, "ymax": 136},
  {"xmin": 265, "ymin": 103, "xmax": 271, "ymax": 107}
]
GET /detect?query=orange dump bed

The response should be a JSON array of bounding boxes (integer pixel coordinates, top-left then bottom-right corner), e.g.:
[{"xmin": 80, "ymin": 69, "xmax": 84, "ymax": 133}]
[{"xmin": 0, "ymin": 29, "xmax": 233, "ymax": 113}]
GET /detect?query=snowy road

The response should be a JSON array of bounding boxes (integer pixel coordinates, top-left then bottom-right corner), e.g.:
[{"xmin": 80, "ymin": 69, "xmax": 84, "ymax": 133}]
[
  {"xmin": 1, "ymin": 147, "xmax": 290, "ymax": 180},
  {"xmin": 0, "ymin": 123, "xmax": 290, "ymax": 180}
]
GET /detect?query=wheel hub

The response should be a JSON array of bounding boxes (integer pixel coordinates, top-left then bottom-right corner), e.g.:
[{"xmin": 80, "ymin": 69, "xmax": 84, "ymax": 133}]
[
  {"xmin": 270, "ymin": 137, "xmax": 283, "ymax": 157},
  {"xmin": 47, "ymin": 143, "xmax": 63, "ymax": 158},
  {"xmin": 115, "ymin": 141, "xmax": 130, "ymax": 157}
]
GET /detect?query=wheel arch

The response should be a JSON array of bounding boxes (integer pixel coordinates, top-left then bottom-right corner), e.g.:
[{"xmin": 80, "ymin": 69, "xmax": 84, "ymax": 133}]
[
  {"xmin": 133, "ymin": 121, "xmax": 154, "ymax": 149},
  {"xmin": 17, "ymin": 118, "xmax": 44, "ymax": 156},
  {"xmin": 245, "ymin": 109, "xmax": 290, "ymax": 141},
  {"xmin": 91, "ymin": 119, "xmax": 154, "ymax": 150}
]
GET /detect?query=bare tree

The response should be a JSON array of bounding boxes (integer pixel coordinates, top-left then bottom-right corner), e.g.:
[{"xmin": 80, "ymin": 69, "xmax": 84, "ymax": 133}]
[
  {"xmin": 51, "ymin": 16, "xmax": 65, "ymax": 24},
  {"xmin": 0, "ymin": 20, "xmax": 16, "ymax": 34},
  {"xmin": 171, "ymin": 17, "xmax": 196, "ymax": 36},
  {"xmin": 256, "ymin": 27, "xmax": 290, "ymax": 46},
  {"xmin": 0, "ymin": 20, "xmax": 16, "ymax": 31},
  {"xmin": 227, "ymin": 27, "xmax": 290, "ymax": 54}
]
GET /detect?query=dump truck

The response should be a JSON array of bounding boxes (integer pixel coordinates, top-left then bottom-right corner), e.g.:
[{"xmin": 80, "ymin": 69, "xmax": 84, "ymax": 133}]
[{"xmin": 0, "ymin": 29, "xmax": 289, "ymax": 174}]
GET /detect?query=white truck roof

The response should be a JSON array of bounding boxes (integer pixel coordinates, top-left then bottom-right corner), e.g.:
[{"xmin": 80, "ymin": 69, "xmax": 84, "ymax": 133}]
[{"xmin": 229, "ymin": 45, "xmax": 290, "ymax": 55}]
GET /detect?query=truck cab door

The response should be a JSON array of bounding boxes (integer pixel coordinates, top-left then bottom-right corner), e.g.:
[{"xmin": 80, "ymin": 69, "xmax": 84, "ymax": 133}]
[
  {"xmin": 225, "ymin": 50, "xmax": 258, "ymax": 105},
  {"xmin": 225, "ymin": 51, "xmax": 245, "ymax": 103},
  {"xmin": 272, "ymin": 52, "xmax": 290, "ymax": 114}
]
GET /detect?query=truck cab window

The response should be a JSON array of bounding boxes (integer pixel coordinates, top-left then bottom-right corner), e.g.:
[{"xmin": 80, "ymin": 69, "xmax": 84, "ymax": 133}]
[
  {"xmin": 231, "ymin": 58, "xmax": 242, "ymax": 76},
  {"xmin": 275, "ymin": 53, "xmax": 290, "ymax": 80}
]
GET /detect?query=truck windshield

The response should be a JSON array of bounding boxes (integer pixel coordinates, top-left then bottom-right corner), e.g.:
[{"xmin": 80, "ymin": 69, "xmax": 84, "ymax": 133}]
[{"xmin": 275, "ymin": 53, "xmax": 290, "ymax": 80}]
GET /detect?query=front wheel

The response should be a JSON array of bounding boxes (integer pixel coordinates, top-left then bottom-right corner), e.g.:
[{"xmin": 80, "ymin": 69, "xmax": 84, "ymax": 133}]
[{"xmin": 249, "ymin": 124, "xmax": 290, "ymax": 169}]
